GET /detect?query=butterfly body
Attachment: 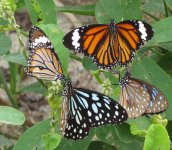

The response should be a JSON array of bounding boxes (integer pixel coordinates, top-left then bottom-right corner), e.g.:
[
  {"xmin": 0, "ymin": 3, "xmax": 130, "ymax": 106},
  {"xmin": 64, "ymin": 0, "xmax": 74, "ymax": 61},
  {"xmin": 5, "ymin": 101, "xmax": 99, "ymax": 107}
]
[
  {"xmin": 63, "ymin": 20, "xmax": 154, "ymax": 69},
  {"xmin": 119, "ymin": 72, "xmax": 168, "ymax": 118}
]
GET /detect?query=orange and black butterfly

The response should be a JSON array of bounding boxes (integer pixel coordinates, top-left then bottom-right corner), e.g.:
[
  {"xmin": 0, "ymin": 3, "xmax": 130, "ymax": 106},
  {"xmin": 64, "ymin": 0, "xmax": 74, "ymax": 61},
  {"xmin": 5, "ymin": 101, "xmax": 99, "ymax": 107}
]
[
  {"xmin": 119, "ymin": 72, "xmax": 168, "ymax": 118},
  {"xmin": 63, "ymin": 20, "xmax": 154, "ymax": 69},
  {"xmin": 25, "ymin": 26, "xmax": 64, "ymax": 80}
]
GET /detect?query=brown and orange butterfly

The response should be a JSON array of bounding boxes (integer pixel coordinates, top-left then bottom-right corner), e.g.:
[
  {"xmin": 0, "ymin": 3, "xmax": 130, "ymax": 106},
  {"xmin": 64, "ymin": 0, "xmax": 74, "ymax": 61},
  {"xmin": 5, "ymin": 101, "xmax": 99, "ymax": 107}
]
[
  {"xmin": 119, "ymin": 72, "xmax": 168, "ymax": 118},
  {"xmin": 63, "ymin": 20, "xmax": 154, "ymax": 69},
  {"xmin": 25, "ymin": 26, "xmax": 64, "ymax": 80}
]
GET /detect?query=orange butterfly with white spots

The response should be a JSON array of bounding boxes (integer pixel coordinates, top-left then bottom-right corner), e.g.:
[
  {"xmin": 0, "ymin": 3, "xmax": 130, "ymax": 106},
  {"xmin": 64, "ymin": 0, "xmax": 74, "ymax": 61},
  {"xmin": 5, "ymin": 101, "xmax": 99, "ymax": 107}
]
[{"xmin": 63, "ymin": 20, "xmax": 154, "ymax": 69}]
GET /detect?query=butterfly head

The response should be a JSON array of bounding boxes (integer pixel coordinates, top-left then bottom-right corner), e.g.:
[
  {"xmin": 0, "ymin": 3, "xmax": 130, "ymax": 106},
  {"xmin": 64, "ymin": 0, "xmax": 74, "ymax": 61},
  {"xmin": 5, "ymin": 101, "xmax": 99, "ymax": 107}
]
[
  {"xmin": 62, "ymin": 79, "xmax": 72, "ymax": 96},
  {"xmin": 119, "ymin": 72, "xmax": 131, "ymax": 87}
]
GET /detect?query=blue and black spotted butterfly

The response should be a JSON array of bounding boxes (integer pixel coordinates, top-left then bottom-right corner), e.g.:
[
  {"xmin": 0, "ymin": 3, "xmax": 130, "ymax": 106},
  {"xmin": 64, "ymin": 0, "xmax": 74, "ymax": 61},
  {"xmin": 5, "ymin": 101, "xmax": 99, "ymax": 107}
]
[
  {"xmin": 63, "ymin": 20, "xmax": 153, "ymax": 69},
  {"xmin": 119, "ymin": 72, "xmax": 168, "ymax": 118},
  {"xmin": 61, "ymin": 79, "xmax": 128, "ymax": 140},
  {"xmin": 25, "ymin": 26, "xmax": 128, "ymax": 140}
]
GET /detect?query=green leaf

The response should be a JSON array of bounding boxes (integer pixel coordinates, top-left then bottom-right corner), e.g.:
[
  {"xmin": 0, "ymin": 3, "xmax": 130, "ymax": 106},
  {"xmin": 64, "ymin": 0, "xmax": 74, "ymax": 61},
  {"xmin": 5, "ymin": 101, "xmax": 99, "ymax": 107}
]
[
  {"xmin": 165, "ymin": 0, "xmax": 172, "ymax": 10},
  {"xmin": 57, "ymin": 4, "xmax": 95, "ymax": 16},
  {"xmin": 158, "ymin": 52, "xmax": 172, "ymax": 74},
  {"xmin": 142, "ymin": 0, "xmax": 165, "ymax": 14},
  {"xmin": 88, "ymin": 141, "xmax": 117, "ymax": 150},
  {"xmin": 24, "ymin": 0, "xmax": 56, "ymax": 24},
  {"xmin": 38, "ymin": 24, "xmax": 69, "ymax": 76},
  {"xmin": 151, "ymin": 16, "xmax": 172, "ymax": 49},
  {"xmin": 43, "ymin": 132, "xmax": 61, "ymax": 150},
  {"xmin": 166, "ymin": 120, "xmax": 172, "ymax": 142},
  {"xmin": 115, "ymin": 123, "xmax": 141, "ymax": 143},
  {"xmin": 95, "ymin": 0, "xmax": 141, "ymax": 23},
  {"xmin": 20, "ymin": 82, "xmax": 46, "ymax": 94},
  {"xmin": 2, "ymin": 53, "xmax": 26, "ymax": 66},
  {"xmin": 13, "ymin": 119, "xmax": 51, "ymax": 150},
  {"xmin": 132, "ymin": 56, "xmax": 172, "ymax": 120},
  {"xmin": 0, "ymin": 106, "xmax": 25, "ymax": 125},
  {"xmin": 0, "ymin": 33, "xmax": 12, "ymax": 56},
  {"xmin": 143, "ymin": 124, "xmax": 170, "ymax": 150},
  {"xmin": 82, "ymin": 57, "xmax": 98, "ymax": 71}
]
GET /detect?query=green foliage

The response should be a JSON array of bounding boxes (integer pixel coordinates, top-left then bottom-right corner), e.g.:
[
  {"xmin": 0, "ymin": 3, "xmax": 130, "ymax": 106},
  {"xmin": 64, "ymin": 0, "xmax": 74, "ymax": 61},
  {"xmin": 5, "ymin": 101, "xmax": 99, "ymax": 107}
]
[
  {"xmin": 143, "ymin": 124, "xmax": 170, "ymax": 150},
  {"xmin": 0, "ymin": 106, "xmax": 25, "ymax": 125},
  {"xmin": 0, "ymin": 0, "xmax": 172, "ymax": 150},
  {"xmin": 13, "ymin": 119, "xmax": 52, "ymax": 150}
]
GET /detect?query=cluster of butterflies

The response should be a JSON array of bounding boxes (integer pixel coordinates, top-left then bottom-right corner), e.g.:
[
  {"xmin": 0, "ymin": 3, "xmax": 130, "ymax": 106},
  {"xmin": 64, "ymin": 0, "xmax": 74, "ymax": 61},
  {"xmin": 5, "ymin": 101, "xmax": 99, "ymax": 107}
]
[{"xmin": 24, "ymin": 20, "xmax": 168, "ymax": 140}]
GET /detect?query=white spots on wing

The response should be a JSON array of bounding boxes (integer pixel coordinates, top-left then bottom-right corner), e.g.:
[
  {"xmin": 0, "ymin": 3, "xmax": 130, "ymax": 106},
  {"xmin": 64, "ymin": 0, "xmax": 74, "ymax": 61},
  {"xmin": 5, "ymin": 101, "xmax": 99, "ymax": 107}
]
[
  {"xmin": 105, "ymin": 103, "xmax": 110, "ymax": 110},
  {"xmin": 107, "ymin": 113, "xmax": 110, "ymax": 117},
  {"xmin": 99, "ymin": 113, "xmax": 102, "ymax": 119},
  {"xmin": 115, "ymin": 111, "xmax": 119, "ymax": 116},
  {"xmin": 115, "ymin": 104, "xmax": 119, "ymax": 109},
  {"xmin": 74, "ymin": 128, "xmax": 76, "ymax": 133},
  {"xmin": 76, "ymin": 115, "xmax": 80, "ymax": 124},
  {"xmin": 33, "ymin": 36, "xmax": 50, "ymax": 46},
  {"xmin": 88, "ymin": 110, "xmax": 92, "ymax": 117},
  {"xmin": 92, "ymin": 93, "xmax": 99, "ymax": 101},
  {"xmin": 72, "ymin": 29, "xmax": 80, "ymax": 49},
  {"xmin": 103, "ymin": 96, "xmax": 110, "ymax": 104},
  {"xmin": 92, "ymin": 103, "xmax": 98, "ymax": 113},
  {"xmin": 79, "ymin": 129, "xmax": 82, "ymax": 134},
  {"xmin": 96, "ymin": 102, "xmax": 102, "ymax": 107},
  {"xmin": 95, "ymin": 116, "xmax": 99, "ymax": 121},
  {"xmin": 76, "ymin": 90, "xmax": 89, "ymax": 97},
  {"xmin": 83, "ymin": 123, "xmax": 86, "ymax": 128},
  {"xmin": 138, "ymin": 21, "xmax": 147, "ymax": 41}
]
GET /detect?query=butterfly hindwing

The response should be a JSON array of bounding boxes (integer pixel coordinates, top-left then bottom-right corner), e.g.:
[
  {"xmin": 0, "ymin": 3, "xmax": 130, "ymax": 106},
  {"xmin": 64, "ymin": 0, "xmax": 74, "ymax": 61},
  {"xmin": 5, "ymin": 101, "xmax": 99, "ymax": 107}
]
[{"xmin": 25, "ymin": 26, "xmax": 64, "ymax": 80}]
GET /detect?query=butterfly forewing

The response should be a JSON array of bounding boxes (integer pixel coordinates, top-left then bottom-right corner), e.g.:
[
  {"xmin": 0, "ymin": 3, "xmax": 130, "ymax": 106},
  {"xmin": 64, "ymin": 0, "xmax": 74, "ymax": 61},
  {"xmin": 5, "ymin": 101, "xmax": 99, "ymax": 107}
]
[
  {"xmin": 63, "ymin": 20, "xmax": 153, "ymax": 69},
  {"xmin": 25, "ymin": 26, "xmax": 64, "ymax": 80},
  {"xmin": 115, "ymin": 20, "xmax": 153, "ymax": 66},
  {"xmin": 73, "ymin": 88, "xmax": 128, "ymax": 126}
]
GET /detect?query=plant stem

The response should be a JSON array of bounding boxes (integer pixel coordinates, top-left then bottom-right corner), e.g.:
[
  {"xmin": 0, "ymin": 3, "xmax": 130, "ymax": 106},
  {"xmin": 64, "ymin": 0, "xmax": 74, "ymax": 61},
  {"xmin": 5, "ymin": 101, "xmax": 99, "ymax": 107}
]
[
  {"xmin": 70, "ymin": 53, "xmax": 82, "ymax": 62},
  {"xmin": 142, "ymin": 10, "xmax": 160, "ymax": 21},
  {"xmin": 0, "ymin": 70, "xmax": 18, "ymax": 109}
]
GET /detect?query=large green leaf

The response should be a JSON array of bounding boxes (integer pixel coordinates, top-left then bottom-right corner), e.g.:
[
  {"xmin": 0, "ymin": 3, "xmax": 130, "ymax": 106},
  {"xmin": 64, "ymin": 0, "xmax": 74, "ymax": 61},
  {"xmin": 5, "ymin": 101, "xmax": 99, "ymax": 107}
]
[
  {"xmin": 24, "ymin": 0, "xmax": 56, "ymax": 24},
  {"xmin": 95, "ymin": 0, "xmax": 141, "ymax": 23},
  {"xmin": 38, "ymin": 24, "xmax": 69, "ymax": 76},
  {"xmin": 151, "ymin": 16, "xmax": 172, "ymax": 51},
  {"xmin": 132, "ymin": 56, "xmax": 172, "ymax": 120},
  {"xmin": 142, "ymin": 0, "xmax": 165, "ymax": 14},
  {"xmin": 158, "ymin": 52, "xmax": 172, "ymax": 74},
  {"xmin": 57, "ymin": 4, "xmax": 95, "ymax": 16},
  {"xmin": 0, "ymin": 33, "xmax": 12, "ymax": 56},
  {"xmin": 20, "ymin": 82, "xmax": 46, "ymax": 94},
  {"xmin": 13, "ymin": 119, "xmax": 51, "ymax": 150},
  {"xmin": 0, "ymin": 106, "xmax": 25, "ymax": 125},
  {"xmin": 2, "ymin": 53, "xmax": 26, "ymax": 66},
  {"xmin": 143, "ymin": 124, "xmax": 170, "ymax": 150}
]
